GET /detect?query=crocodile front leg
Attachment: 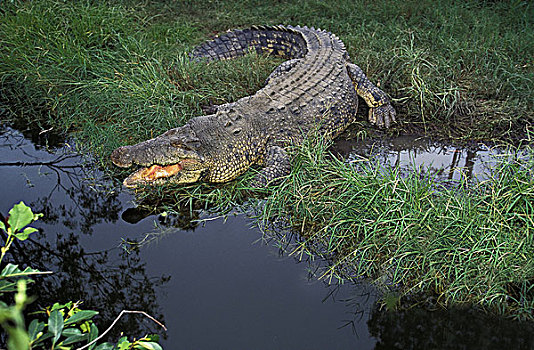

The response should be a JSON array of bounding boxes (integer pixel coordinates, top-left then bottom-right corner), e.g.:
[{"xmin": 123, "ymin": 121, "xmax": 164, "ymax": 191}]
[
  {"xmin": 347, "ymin": 63, "xmax": 396, "ymax": 128},
  {"xmin": 251, "ymin": 145, "xmax": 291, "ymax": 188}
]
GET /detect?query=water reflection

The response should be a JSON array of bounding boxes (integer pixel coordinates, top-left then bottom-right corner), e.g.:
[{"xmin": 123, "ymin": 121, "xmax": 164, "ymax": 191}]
[
  {"xmin": 368, "ymin": 304, "xmax": 534, "ymax": 349},
  {"xmin": 0, "ymin": 127, "xmax": 166, "ymax": 339},
  {"xmin": 333, "ymin": 135, "xmax": 497, "ymax": 184},
  {"xmin": 0, "ymin": 126, "xmax": 372, "ymax": 348}
]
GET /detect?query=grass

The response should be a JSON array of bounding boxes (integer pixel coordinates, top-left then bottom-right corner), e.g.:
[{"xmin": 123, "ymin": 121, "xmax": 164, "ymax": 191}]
[
  {"xmin": 1, "ymin": 0, "xmax": 533, "ymax": 146},
  {"xmin": 257, "ymin": 138, "xmax": 534, "ymax": 319},
  {"xmin": 1, "ymin": 0, "xmax": 534, "ymax": 319}
]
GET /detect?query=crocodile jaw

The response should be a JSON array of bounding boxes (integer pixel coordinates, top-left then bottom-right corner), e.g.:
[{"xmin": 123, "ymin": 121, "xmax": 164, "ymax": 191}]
[
  {"xmin": 110, "ymin": 124, "xmax": 206, "ymax": 188},
  {"xmin": 122, "ymin": 160, "xmax": 204, "ymax": 188}
]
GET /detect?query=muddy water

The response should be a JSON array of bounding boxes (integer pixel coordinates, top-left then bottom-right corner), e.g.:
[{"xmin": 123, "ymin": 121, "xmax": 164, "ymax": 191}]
[{"xmin": 1, "ymin": 126, "xmax": 533, "ymax": 349}]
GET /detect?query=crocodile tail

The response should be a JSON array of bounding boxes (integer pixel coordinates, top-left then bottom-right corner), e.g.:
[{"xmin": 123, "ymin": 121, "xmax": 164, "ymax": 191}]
[{"xmin": 190, "ymin": 25, "xmax": 308, "ymax": 61}]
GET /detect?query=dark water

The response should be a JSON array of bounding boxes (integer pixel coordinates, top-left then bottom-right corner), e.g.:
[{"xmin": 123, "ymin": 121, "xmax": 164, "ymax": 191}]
[{"xmin": 1, "ymin": 126, "xmax": 533, "ymax": 349}]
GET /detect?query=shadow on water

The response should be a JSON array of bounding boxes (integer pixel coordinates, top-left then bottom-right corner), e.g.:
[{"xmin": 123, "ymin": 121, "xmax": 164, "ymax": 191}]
[
  {"xmin": 368, "ymin": 304, "xmax": 534, "ymax": 349},
  {"xmin": 1, "ymin": 123, "xmax": 534, "ymax": 349}
]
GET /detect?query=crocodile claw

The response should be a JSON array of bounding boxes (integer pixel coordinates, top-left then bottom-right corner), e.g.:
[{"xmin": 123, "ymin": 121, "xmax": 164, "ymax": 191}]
[{"xmin": 368, "ymin": 103, "xmax": 396, "ymax": 129}]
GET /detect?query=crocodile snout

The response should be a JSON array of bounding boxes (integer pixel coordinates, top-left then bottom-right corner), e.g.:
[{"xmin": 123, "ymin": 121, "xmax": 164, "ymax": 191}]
[{"xmin": 110, "ymin": 146, "xmax": 133, "ymax": 168}]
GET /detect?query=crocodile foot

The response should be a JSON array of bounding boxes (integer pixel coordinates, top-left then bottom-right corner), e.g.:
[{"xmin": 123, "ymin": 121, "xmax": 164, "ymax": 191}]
[
  {"xmin": 250, "ymin": 145, "xmax": 291, "ymax": 188},
  {"xmin": 368, "ymin": 103, "xmax": 396, "ymax": 129}
]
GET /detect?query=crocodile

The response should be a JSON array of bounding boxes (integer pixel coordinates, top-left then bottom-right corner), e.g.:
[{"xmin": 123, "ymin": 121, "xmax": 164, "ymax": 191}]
[{"xmin": 111, "ymin": 25, "xmax": 396, "ymax": 188}]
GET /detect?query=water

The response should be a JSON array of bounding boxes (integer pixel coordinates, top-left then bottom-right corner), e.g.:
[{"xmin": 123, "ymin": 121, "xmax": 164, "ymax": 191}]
[
  {"xmin": 1, "ymin": 126, "xmax": 533, "ymax": 349},
  {"xmin": 333, "ymin": 135, "xmax": 500, "ymax": 183}
]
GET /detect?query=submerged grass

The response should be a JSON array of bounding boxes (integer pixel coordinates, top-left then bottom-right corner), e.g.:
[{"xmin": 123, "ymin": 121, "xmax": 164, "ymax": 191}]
[{"xmin": 1, "ymin": 0, "xmax": 534, "ymax": 319}]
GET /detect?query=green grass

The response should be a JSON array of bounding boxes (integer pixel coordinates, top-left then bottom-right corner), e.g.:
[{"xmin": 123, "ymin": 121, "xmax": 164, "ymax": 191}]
[
  {"xmin": 1, "ymin": 0, "xmax": 534, "ymax": 319},
  {"xmin": 0, "ymin": 0, "xmax": 282, "ymax": 159},
  {"xmin": 1, "ymin": 0, "xmax": 533, "ymax": 146},
  {"xmin": 258, "ymin": 138, "xmax": 534, "ymax": 319}
]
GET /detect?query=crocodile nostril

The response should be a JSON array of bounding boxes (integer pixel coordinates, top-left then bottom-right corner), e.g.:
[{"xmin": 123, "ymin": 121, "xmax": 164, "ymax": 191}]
[
  {"xmin": 170, "ymin": 139, "xmax": 183, "ymax": 148},
  {"xmin": 110, "ymin": 146, "xmax": 133, "ymax": 167}
]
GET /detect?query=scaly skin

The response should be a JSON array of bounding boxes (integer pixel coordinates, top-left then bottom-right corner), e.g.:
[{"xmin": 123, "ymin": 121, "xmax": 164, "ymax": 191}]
[{"xmin": 111, "ymin": 25, "xmax": 396, "ymax": 188}]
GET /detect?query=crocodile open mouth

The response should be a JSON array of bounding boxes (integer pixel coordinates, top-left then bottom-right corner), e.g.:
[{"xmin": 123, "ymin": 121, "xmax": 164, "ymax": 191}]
[{"xmin": 123, "ymin": 163, "xmax": 184, "ymax": 188}]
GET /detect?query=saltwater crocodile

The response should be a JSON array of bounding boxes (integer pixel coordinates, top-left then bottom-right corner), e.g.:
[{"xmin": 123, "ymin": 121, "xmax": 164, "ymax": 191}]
[{"xmin": 111, "ymin": 25, "xmax": 396, "ymax": 188}]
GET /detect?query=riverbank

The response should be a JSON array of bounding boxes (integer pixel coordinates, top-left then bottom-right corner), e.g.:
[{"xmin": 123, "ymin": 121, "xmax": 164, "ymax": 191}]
[
  {"xmin": 1, "ymin": 0, "xmax": 533, "ymax": 319},
  {"xmin": 260, "ymin": 138, "xmax": 534, "ymax": 319}
]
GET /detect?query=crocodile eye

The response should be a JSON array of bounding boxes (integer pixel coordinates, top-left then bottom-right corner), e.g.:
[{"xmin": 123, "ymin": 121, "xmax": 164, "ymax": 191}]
[
  {"xmin": 170, "ymin": 135, "xmax": 200, "ymax": 150},
  {"xmin": 187, "ymin": 140, "xmax": 201, "ymax": 149},
  {"xmin": 170, "ymin": 139, "xmax": 184, "ymax": 148}
]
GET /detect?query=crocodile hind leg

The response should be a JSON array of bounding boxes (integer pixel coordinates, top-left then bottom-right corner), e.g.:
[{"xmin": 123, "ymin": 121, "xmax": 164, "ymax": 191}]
[
  {"xmin": 251, "ymin": 146, "xmax": 291, "ymax": 188},
  {"xmin": 347, "ymin": 63, "xmax": 396, "ymax": 128}
]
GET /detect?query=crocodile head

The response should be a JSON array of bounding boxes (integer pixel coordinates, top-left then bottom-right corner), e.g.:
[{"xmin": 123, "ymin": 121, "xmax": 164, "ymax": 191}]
[{"xmin": 111, "ymin": 125, "xmax": 207, "ymax": 188}]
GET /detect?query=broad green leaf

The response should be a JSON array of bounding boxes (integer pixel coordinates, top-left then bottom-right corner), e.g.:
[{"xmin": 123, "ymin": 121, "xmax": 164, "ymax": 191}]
[
  {"xmin": 48, "ymin": 309, "xmax": 64, "ymax": 346},
  {"xmin": 1, "ymin": 263, "xmax": 20, "ymax": 277},
  {"xmin": 1, "ymin": 263, "xmax": 45, "ymax": 279},
  {"xmin": 117, "ymin": 336, "xmax": 129, "ymax": 350},
  {"xmin": 28, "ymin": 319, "xmax": 45, "ymax": 342},
  {"xmin": 51, "ymin": 302, "xmax": 68, "ymax": 311},
  {"xmin": 6, "ymin": 326, "xmax": 30, "ymax": 350},
  {"xmin": 118, "ymin": 339, "xmax": 131, "ymax": 350},
  {"xmin": 62, "ymin": 328, "xmax": 82, "ymax": 337},
  {"xmin": 61, "ymin": 332, "xmax": 88, "ymax": 345},
  {"xmin": 135, "ymin": 341, "xmax": 163, "ymax": 350},
  {"xmin": 95, "ymin": 343, "xmax": 115, "ymax": 350},
  {"xmin": 64, "ymin": 310, "xmax": 99, "ymax": 325},
  {"xmin": 0, "ymin": 221, "xmax": 5, "ymax": 232},
  {"xmin": 88, "ymin": 323, "xmax": 99, "ymax": 350},
  {"xmin": 8, "ymin": 202, "xmax": 34, "ymax": 232},
  {"xmin": 14, "ymin": 227, "xmax": 38, "ymax": 241}
]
